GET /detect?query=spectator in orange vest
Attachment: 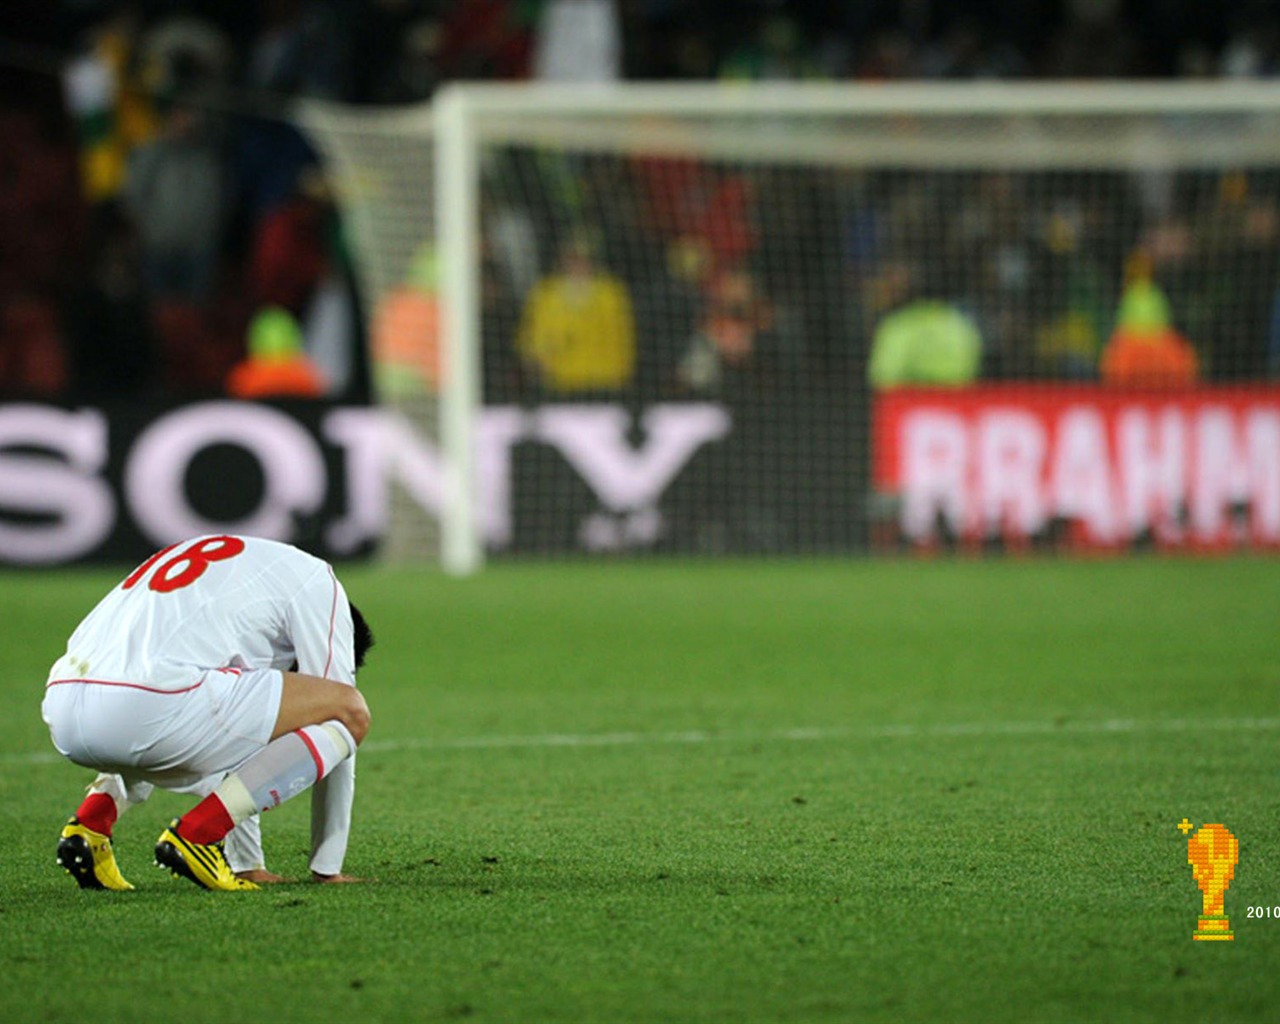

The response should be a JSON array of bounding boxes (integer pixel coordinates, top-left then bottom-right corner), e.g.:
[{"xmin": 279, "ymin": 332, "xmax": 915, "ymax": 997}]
[
  {"xmin": 227, "ymin": 306, "xmax": 326, "ymax": 399},
  {"xmin": 369, "ymin": 243, "xmax": 441, "ymax": 397},
  {"xmin": 1099, "ymin": 270, "xmax": 1199, "ymax": 388}
]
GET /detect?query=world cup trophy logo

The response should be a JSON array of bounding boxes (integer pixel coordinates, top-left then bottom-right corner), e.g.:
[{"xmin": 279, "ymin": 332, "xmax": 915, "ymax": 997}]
[{"xmin": 1185, "ymin": 822, "xmax": 1239, "ymax": 941}]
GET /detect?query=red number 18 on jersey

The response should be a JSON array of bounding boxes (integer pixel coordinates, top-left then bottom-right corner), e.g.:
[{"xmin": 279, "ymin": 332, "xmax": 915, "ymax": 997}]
[{"xmin": 122, "ymin": 535, "xmax": 247, "ymax": 593}]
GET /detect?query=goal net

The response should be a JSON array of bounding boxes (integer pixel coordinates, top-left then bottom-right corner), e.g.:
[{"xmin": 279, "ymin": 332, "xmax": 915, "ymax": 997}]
[
  {"xmin": 296, "ymin": 102, "xmax": 445, "ymax": 566},
  {"xmin": 301, "ymin": 83, "xmax": 1280, "ymax": 569}
]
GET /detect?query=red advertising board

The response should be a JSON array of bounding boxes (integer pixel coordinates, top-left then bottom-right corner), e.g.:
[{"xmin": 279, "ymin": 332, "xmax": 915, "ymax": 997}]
[{"xmin": 873, "ymin": 385, "xmax": 1280, "ymax": 548}]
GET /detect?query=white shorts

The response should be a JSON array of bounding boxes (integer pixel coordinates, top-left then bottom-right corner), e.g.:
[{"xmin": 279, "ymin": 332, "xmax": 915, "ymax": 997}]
[{"xmin": 41, "ymin": 668, "xmax": 284, "ymax": 793}]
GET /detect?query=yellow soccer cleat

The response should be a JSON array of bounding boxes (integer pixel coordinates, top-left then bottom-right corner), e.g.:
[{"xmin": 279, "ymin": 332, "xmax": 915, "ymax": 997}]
[
  {"xmin": 154, "ymin": 819, "xmax": 259, "ymax": 892},
  {"xmin": 57, "ymin": 817, "xmax": 134, "ymax": 891}
]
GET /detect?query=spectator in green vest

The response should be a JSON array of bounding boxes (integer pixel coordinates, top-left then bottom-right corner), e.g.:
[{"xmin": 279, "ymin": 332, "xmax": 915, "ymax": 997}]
[{"xmin": 867, "ymin": 300, "xmax": 983, "ymax": 388}]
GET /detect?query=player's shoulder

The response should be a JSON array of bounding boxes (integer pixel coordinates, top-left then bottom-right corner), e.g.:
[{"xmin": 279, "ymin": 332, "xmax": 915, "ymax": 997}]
[
  {"xmin": 231, "ymin": 534, "xmax": 322, "ymax": 562},
  {"xmin": 168, "ymin": 534, "xmax": 331, "ymax": 590},
  {"xmin": 231, "ymin": 535, "xmax": 331, "ymax": 577}
]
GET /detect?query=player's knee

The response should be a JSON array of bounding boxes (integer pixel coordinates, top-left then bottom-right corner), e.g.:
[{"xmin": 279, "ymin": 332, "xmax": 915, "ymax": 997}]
[{"xmin": 339, "ymin": 689, "xmax": 371, "ymax": 745}]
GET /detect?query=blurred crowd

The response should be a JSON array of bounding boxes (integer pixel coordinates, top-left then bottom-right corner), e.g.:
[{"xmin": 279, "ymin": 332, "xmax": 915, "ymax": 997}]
[
  {"xmin": 473, "ymin": 156, "xmax": 1280, "ymax": 404},
  {"xmin": 1, "ymin": 0, "xmax": 1279, "ymax": 402}
]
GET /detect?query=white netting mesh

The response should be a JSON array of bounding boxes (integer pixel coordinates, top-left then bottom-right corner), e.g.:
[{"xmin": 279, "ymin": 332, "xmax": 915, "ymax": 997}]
[
  {"xmin": 299, "ymin": 101, "xmax": 441, "ymax": 562},
  {"xmin": 302, "ymin": 86, "xmax": 1280, "ymax": 562}
]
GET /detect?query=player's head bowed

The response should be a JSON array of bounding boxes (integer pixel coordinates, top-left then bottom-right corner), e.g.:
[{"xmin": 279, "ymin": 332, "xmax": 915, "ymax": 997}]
[{"xmin": 351, "ymin": 602, "xmax": 375, "ymax": 671}]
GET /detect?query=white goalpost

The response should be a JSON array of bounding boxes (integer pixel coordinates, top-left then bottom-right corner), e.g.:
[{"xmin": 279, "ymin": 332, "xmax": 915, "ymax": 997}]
[
  {"xmin": 302, "ymin": 82, "xmax": 1280, "ymax": 571},
  {"xmin": 434, "ymin": 89, "xmax": 484, "ymax": 576}
]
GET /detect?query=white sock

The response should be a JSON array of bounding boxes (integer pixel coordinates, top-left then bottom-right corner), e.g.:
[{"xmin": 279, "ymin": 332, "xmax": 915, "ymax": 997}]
[
  {"xmin": 223, "ymin": 816, "xmax": 265, "ymax": 874},
  {"xmin": 214, "ymin": 721, "xmax": 355, "ymax": 826}
]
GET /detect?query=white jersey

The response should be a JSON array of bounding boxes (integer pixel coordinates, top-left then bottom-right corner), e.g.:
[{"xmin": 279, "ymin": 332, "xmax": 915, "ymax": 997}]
[
  {"xmin": 49, "ymin": 534, "xmax": 356, "ymax": 690},
  {"xmin": 47, "ymin": 534, "xmax": 359, "ymax": 876}
]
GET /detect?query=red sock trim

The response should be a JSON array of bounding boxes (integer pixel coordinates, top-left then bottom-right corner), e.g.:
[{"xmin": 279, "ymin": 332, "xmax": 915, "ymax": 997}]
[
  {"xmin": 294, "ymin": 728, "xmax": 326, "ymax": 780},
  {"xmin": 76, "ymin": 792, "xmax": 118, "ymax": 836},
  {"xmin": 175, "ymin": 794, "xmax": 235, "ymax": 845}
]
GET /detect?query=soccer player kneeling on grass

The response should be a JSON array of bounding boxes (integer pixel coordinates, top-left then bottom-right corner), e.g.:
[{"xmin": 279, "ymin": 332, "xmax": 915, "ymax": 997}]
[{"xmin": 41, "ymin": 534, "xmax": 374, "ymax": 892}]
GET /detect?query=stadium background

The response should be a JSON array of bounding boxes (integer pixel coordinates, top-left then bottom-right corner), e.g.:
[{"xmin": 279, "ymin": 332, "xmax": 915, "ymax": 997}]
[{"xmin": 1, "ymin": 1, "xmax": 1279, "ymax": 564}]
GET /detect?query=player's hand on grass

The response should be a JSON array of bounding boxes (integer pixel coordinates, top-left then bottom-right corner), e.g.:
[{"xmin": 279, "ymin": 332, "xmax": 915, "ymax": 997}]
[
  {"xmin": 311, "ymin": 871, "xmax": 368, "ymax": 884},
  {"xmin": 236, "ymin": 869, "xmax": 290, "ymax": 884}
]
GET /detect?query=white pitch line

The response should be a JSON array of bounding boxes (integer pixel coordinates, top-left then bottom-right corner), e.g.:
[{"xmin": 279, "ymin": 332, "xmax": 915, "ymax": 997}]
[
  {"xmin": 359, "ymin": 714, "xmax": 1280, "ymax": 754},
  {"xmin": 7, "ymin": 716, "xmax": 1278, "ymax": 767}
]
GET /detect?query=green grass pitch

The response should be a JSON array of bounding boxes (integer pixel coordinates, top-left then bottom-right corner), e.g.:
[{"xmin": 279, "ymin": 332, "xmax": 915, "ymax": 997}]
[{"xmin": 1, "ymin": 556, "xmax": 1277, "ymax": 1023}]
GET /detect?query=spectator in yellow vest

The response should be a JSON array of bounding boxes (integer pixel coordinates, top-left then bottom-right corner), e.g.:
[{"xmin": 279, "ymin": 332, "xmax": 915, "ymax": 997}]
[{"xmin": 515, "ymin": 231, "xmax": 635, "ymax": 394}]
